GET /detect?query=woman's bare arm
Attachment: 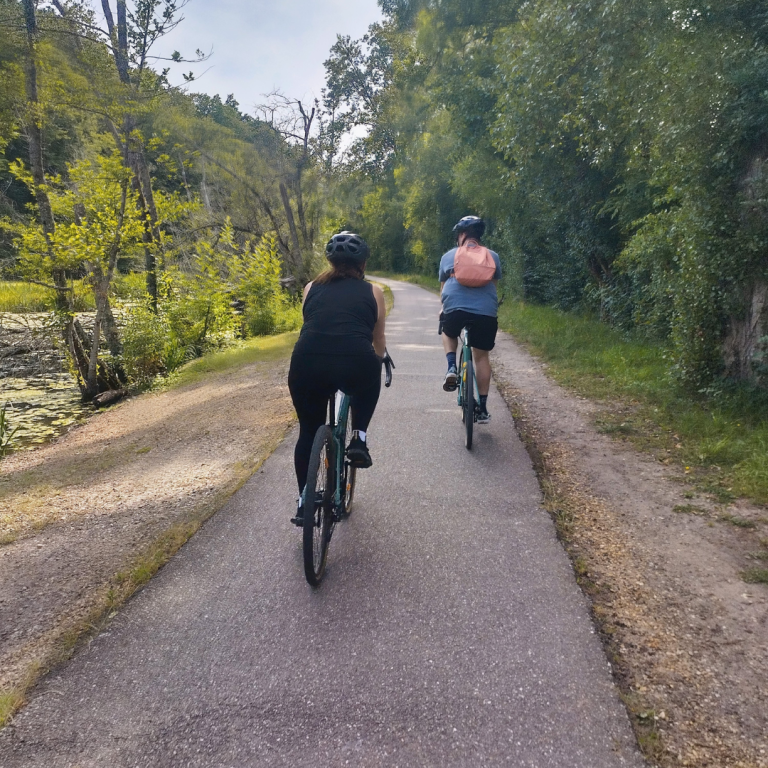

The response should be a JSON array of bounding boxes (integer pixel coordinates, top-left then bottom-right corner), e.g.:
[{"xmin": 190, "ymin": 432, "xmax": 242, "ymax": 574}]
[
  {"xmin": 301, "ymin": 281, "xmax": 313, "ymax": 307},
  {"xmin": 371, "ymin": 284, "xmax": 387, "ymax": 357}
]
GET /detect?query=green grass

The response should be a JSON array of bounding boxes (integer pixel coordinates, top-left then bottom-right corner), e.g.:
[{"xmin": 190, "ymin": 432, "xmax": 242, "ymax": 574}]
[
  {"xmin": 0, "ymin": 686, "xmax": 24, "ymax": 726},
  {"xmin": 741, "ymin": 567, "xmax": 768, "ymax": 584},
  {"xmin": 0, "ymin": 280, "xmax": 95, "ymax": 312},
  {"xmin": 498, "ymin": 300, "xmax": 768, "ymax": 506},
  {"xmin": 0, "ymin": 273, "xmax": 148, "ymax": 313},
  {"xmin": 719, "ymin": 513, "xmax": 757, "ymax": 529},
  {"xmin": 673, "ymin": 504, "xmax": 708, "ymax": 515},
  {"xmin": 166, "ymin": 331, "xmax": 298, "ymax": 389},
  {"xmin": 0, "ymin": 281, "xmax": 55, "ymax": 312}
]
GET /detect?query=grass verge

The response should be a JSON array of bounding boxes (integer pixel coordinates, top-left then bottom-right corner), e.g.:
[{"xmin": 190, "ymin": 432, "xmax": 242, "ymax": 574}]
[
  {"xmin": 369, "ymin": 281, "xmax": 394, "ymax": 315},
  {"xmin": 498, "ymin": 300, "xmax": 768, "ymax": 507},
  {"xmin": 0, "ymin": 280, "xmax": 96, "ymax": 312},
  {"xmin": 163, "ymin": 332, "xmax": 298, "ymax": 390}
]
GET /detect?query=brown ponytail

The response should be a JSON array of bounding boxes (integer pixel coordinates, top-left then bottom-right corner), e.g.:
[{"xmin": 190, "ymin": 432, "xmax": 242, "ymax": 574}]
[{"xmin": 313, "ymin": 260, "xmax": 366, "ymax": 284}]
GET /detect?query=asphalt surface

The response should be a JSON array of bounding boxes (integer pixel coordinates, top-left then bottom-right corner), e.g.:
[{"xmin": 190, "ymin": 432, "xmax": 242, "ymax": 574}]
[{"xmin": 0, "ymin": 279, "xmax": 644, "ymax": 767}]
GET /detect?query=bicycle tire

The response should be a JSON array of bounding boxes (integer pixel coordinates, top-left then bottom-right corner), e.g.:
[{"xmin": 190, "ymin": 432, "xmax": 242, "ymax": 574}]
[
  {"xmin": 341, "ymin": 415, "xmax": 357, "ymax": 516},
  {"xmin": 303, "ymin": 425, "xmax": 335, "ymax": 586},
  {"xmin": 461, "ymin": 346, "xmax": 474, "ymax": 450}
]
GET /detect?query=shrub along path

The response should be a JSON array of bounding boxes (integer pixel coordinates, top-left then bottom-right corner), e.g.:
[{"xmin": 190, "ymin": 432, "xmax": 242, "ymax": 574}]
[{"xmin": 0, "ymin": 333, "xmax": 298, "ymax": 721}]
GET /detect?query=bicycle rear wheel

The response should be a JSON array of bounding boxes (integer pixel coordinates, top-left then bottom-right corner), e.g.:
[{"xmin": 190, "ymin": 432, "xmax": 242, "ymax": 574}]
[
  {"xmin": 460, "ymin": 346, "xmax": 474, "ymax": 450},
  {"xmin": 341, "ymin": 416, "xmax": 357, "ymax": 516},
  {"xmin": 303, "ymin": 425, "xmax": 335, "ymax": 586}
]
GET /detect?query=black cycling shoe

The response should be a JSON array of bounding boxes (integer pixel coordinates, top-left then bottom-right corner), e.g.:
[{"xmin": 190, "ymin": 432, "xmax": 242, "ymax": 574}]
[
  {"xmin": 290, "ymin": 500, "xmax": 304, "ymax": 527},
  {"xmin": 291, "ymin": 491, "xmax": 324, "ymax": 526},
  {"xmin": 346, "ymin": 433, "xmax": 372, "ymax": 468},
  {"xmin": 475, "ymin": 406, "xmax": 491, "ymax": 424}
]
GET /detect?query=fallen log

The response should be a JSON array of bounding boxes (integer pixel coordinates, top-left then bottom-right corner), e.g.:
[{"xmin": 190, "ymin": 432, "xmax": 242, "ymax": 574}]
[
  {"xmin": 0, "ymin": 344, "xmax": 33, "ymax": 359},
  {"xmin": 92, "ymin": 389, "xmax": 128, "ymax": 409}
]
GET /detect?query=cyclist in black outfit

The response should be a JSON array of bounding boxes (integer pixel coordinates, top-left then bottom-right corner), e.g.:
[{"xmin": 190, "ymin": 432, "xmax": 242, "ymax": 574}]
[{"xmin": 288, "ymin": 232, "xmax": 386, "ymax": 525}]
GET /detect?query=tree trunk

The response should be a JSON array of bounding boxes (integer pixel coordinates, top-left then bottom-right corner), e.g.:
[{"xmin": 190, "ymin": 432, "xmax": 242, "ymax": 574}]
[
  {"xmin": 295, "ymin": 164, "xmax": 310, "ymax": 246},
  {"xmin": 279, "ymin": 180, "xmax": 304, "ymax": 278},
  {"xmin": 68, "ymin": 315, "xmax": 122, "ymax": 402},
  {"xmin": 723, "ymin": 280, "xmax": 768, "ymax": 381},
  {"xmin": 200, "ymin": 155, "xmax": 212, "ymax": 212},
  {"xmin": 85, "ymin": 296, "xmax": 105, "ymax": 399},
  {"xmin": 21, "ymin": 0, "xmax": 69, "ymax": 312},
  {"xmin": 103, "ymin": 2, "xmax": 160, "ymax": 310},
  {"xmin": 76, "ymin": 180, "xmax": 129, "ymax": 400},
  {"xmin": 102, "ymin": 295, "xmax": 122, "ymax": 358}
]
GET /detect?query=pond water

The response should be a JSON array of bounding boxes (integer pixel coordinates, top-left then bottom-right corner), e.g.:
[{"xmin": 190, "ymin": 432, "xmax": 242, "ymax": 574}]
[
  {"xmin": 1, "ymin": 312, "xmax": 95, "ymax": 453},
  {"xmin": 1, "ymin": 374, "xmax": 89, "ymax": 450}
]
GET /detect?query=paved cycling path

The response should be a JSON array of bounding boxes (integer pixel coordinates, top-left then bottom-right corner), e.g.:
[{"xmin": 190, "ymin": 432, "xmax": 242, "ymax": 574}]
[{"xmin": 0, "ymin": 280, "xmax": 643, "ymax": 767}]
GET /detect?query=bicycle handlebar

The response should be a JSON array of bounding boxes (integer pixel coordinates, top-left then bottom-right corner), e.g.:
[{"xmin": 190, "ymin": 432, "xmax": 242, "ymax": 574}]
[{"xmin": 382, "ymin": 349, "xmax": 395, "ymax": 387}]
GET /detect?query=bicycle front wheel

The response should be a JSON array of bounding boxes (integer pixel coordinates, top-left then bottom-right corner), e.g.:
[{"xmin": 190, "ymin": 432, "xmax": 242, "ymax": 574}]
[
  {"xmin": 461, "ymin": 347, "xmax": 474, "ymax": 450},
  {"xmin": 303, "ymin": 425, "xmax": 335, "ymax": 586}
]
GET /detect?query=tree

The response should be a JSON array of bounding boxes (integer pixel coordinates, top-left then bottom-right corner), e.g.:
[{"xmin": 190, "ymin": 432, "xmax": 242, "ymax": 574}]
[{"xmin": 19, "ymin": 0, "xmax": 69, "ymax": 310}]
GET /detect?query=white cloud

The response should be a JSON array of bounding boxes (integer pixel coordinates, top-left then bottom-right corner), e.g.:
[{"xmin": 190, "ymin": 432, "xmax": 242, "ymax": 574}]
[{"xmin": 150, "ymin": 0, "xmax": 382, "ymax": 113}]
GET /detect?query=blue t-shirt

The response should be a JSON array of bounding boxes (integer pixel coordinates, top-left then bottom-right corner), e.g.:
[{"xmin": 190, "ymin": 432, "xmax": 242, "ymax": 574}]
[{"xmin": 439, "ymin": 247, "xmax": 502, "ymax": 317}]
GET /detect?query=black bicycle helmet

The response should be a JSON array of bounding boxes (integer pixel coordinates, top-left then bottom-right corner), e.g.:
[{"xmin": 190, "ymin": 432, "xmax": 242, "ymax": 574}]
[
  {"xmin": 325, "ymin": 231, "xmax": 370, "ymax": 263},
  {"xmin": 452, "ymin": 215, "xmax": 485, "ymax": 240}
]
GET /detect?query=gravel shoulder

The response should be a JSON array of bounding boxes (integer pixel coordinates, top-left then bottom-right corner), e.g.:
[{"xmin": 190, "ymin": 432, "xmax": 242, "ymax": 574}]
[
  {"xmin": 492, "ymin": 331, "xmax": 768, "ymax": 768},
  {"xmin": 0, "ymin": 351, "xmax": 295, "ymax": 712}
]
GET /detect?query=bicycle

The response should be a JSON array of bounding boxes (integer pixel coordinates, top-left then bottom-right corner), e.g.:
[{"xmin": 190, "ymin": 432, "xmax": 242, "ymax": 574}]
[
  {"xmin": 302, "ymin": 351, "xmax": 395, "ymax": 586},
  {"xmin": 457, "ymin": 329, "xmax": 479, "ymax": 450},
  {"xmin": 439, "ymin": 318, "xmax": 479, "ymax": 451}
]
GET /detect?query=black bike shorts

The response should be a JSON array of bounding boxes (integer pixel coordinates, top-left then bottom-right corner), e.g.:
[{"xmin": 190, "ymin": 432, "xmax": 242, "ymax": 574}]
[{"xmin": 440, "ymin": 310, "xmax": 498, "ymax": 351}]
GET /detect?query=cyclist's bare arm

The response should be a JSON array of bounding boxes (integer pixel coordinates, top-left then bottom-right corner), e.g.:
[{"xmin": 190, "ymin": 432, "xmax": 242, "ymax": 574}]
[
  {"xmin": 302, "ymin": 281, "xmax": 313, "ymax": 307},
  {"xmin": 371, "ymin": 284, "xmax": 387, "ymax": 357}
]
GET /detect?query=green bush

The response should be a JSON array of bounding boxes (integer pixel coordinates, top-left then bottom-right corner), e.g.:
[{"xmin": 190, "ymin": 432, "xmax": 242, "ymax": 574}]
[
  {"xmin": 113, "ymin": 272, "xmax": 149, "ymax": 300},
  {"xmin": 121, "ymin": 302, "xmax": 169, "ymax": 384},
  {"xmin": 162, "ymin": 271, "xmax": 236, "ymax": 355},
  {"xmin": 236, "ymin": 235, "xmax": 302, "ymax": 336}
]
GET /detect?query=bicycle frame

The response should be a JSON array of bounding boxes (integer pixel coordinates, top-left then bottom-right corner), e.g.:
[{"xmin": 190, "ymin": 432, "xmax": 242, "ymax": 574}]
[
  {"xmin": 457, "ymin": 331, "xmax": 479, "ymax": 412},
  {"xmin": 330, "ymin": 391, "xmax": 352, "ymax": 512},
  {"xmin": 299, "ymin": 390, "xmax": 352, "ymax": 519}
]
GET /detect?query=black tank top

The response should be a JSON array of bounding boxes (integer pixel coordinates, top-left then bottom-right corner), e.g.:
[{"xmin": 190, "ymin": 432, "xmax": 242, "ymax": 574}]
[{"xmin": 294, "ymin": 278, "xmax": 378, "ymax": 357}]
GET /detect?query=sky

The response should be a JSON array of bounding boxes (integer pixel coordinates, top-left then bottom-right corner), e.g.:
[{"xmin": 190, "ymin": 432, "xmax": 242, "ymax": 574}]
[{"xmin": 149, "ymin": 0, "xmax": 383, "ymax": 115}]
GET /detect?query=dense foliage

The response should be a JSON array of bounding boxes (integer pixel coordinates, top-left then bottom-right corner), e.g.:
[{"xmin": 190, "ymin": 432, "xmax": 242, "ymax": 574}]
[
  {"xmin": 0, "ymin": 0, "xmax": 325, "ymax": 398},
  {"xmin": 325, "ymin": 0, "xmax": 768, "ymax": 389},
  {"xmin": 4, "ymin": 0, "xmax": 768, "ymax": 394}
]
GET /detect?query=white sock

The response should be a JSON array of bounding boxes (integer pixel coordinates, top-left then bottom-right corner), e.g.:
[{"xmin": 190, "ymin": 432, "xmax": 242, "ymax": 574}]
[{"xmin": 356, "ymin": 430, "xmax": 367, "ymax": 442}]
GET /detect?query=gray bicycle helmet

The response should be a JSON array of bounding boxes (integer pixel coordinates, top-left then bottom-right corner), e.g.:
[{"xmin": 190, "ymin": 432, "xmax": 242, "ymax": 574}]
[
  {"xmin": 325, "ymin": 231, "xmax": 370, "ymax": 263},
  {"xmin": 452, "ymin": 215, "xmax": 486, "ymax": 239}
]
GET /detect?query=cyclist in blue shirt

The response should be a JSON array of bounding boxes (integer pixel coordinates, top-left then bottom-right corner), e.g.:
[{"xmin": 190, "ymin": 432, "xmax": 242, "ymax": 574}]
[{"xmin": 438, "ymin": 216, "xmax": 501, "ymax": 423}]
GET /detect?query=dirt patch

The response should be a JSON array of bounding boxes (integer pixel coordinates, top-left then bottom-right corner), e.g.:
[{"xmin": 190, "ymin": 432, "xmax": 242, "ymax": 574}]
[
  {"xmin": 0, "ymin": 354, "xmax": 295, "ymax": 711},
  {"xmin": 492, "ymin": 331, "xmax": 768, "ymax": 767}
]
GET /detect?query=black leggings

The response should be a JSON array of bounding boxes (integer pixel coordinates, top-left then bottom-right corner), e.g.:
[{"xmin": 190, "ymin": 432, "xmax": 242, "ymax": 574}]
[{"xmin": 288, "ymin": 352, "xmax": 381, "ymax": 492}]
